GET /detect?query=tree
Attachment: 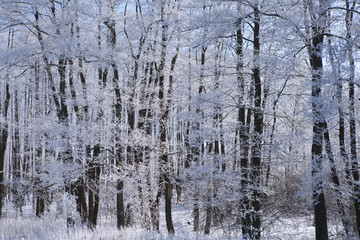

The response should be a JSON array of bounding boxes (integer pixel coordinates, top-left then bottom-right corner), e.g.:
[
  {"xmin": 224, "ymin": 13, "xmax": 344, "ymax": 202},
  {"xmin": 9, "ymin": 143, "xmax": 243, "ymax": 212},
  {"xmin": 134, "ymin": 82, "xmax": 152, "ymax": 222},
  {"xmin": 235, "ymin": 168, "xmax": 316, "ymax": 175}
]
[
  {"xmin": 303, "ymin": 0, "xmax": 330, "ymax": 238},
  {"xmin": 1, "ymin": 0, "xmax": 360, "ymax": 239}
]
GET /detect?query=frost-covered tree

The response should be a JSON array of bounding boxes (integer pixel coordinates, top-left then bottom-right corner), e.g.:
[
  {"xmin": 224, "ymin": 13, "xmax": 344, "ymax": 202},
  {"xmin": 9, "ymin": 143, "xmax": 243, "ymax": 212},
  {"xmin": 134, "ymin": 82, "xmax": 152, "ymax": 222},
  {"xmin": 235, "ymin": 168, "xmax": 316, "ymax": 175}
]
[{"xmin": 0, "ymin": 0, "xmax": 359, "ymax": 239}]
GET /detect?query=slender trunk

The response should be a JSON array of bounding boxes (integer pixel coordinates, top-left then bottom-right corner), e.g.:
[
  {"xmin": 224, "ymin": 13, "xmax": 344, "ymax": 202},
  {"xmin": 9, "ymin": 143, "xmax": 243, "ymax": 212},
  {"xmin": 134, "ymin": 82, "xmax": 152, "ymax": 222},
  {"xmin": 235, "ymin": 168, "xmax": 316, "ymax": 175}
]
[
  {"xmin": 150, "ymin": 186, "xmax": 161, "ymax": 231},
  {"xmin": 158, "ymin": 2, "xmax": 174, "ymax": 232},
  {"xmin": 311, "ymin": 119, "xmax": 328, "ymax": 240},
  {"xmin": 306, "ymin": 0, "xmax": 329, "ymax": 237},
  {"xmin": 213, "ymin": 47, "xmax": 225, "ymax": 226},
  {"xmin": 117, "ymin": 180, "xmax": 125, "ymax": 228},
  {"xmin": 323, "ymin": 122, "xmax": 350, "ymax": 234},
  {"xmin": 265, "ymin": 78, "xmax": 288, "ymax": 186},
  {"xmin": 235, "ymin": 7, "xmax": 252, "ymax": 237},
  {"xmin": 12, "ymin": 89, "xmax": 24, "ymax": 214},
  {"xmin": 327, "ymin": 22, "xmax": 351, "ymax": 236},
  {"xmin": 345, "ymin": 0, "xmax": 360, "ymax": 236},
  {"xmin": 204, "ymin": 188, "xmax": 212, "ymax": 235},
  {"xmin": 204, "ymin": 140, "xmax": 213, "ymax": 235},
  {"xmin": 34, "ymin": 80, "xmax": 45, "ymax": 218},
  {"xmin": 327, "ymin": 35, "xmax": 352, "ymax": 185},
  {"xmin": 104, "ymin": 10, "xmax": 125, "ymax": 229},
  {"xmin": 193, "ymin": 45, "xmax": 207, "ymax": 232},
  {"xmin": 0, "ymin": 82, "xmax": 10, "ymax": 218},
  {"xmin": 59, "ymin": 56, "xmax": 88, "ymax": 224},
  {"xmin": 183, "ymin": 45, "xmax": 198, "ymax": 231},
  {"xmin": 87, "ymin": 145, "xmax": 101, "ymax": 228},
  {"xmin": 249, "ymin": 3, "xmax": 262, "ymax": 239},
  {"xmin": 36, "ymin": 197, "xmax": 45, "ymax": 217},
  {"xmin": 93, "ymin": 190, "xmax": 100, "ymax": 226}
]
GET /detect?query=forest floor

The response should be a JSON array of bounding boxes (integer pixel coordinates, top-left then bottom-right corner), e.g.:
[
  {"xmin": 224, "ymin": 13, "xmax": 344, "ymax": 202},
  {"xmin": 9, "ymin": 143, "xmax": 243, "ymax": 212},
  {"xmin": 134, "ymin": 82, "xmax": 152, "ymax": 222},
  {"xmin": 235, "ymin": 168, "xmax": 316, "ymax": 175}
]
[{"xmin": 0, "ymin": 200, "xmax": 346, "ymax": 240}]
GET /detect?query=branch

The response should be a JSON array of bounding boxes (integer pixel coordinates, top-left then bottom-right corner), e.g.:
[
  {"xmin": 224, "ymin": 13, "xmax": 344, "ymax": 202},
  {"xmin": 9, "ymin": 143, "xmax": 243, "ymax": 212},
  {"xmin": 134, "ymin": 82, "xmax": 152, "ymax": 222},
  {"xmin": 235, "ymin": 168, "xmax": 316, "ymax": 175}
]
[
  {"xmin": 323, "ymin": 33, "xmax": 360, "ymax": 49},
  {"xmin": 328, "ymin": 7, "xmax": 360, "ymax": 15}
]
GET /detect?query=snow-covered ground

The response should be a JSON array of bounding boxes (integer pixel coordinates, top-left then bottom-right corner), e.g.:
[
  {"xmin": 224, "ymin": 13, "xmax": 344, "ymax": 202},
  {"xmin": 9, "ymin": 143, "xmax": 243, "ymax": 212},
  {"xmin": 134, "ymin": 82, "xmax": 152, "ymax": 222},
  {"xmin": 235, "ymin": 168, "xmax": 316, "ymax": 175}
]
[{"xmin": 0, "ymin": 201, "xmax": 345, "ymax": 240}]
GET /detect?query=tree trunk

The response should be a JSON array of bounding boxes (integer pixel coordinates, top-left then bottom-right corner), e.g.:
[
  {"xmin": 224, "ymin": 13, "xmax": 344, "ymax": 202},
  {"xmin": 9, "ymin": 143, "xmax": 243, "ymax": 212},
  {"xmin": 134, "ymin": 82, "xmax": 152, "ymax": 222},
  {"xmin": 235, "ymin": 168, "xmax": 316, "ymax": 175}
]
[
  {"xmin": 150, "ymin": 187, "xmax": 161, "ymax": 231},
  {"xmin": 305, "ymin": 0, "xmax": 329, "ymax": 238},
  {"xmin": 327, "ymin": 21, "xmax": 352, "ymax": 236},
  {"xmin": 249, "ymin": 3, "xmax": 262, "ymax": 239},
  {"xmin": 345, "ymin": 0, "xmax": 360, "ymax": 236},
  {"xmin": 235, "ymin": 7, "xmax": 252, "ymax": 237},
  {"xmin": 0, "ymin": 82, "xmax": 10, "ymax": 218},
  {"xmin": 87, "ymin": 145, "xmax": 101, "ymax": 228},
  {"xmin": 323, "ymin": 121, "xmax": 350, "ymax": 235},
  {"xmin": 117, "ymin": 180, "xmax": 125, "ymax": 228},
  {"xmin": 204, "ymin": 188, "xmax": 212, "ymax": 235},
  {"xmin": 104, "ymin": 9, "xmax": 125, "ymax": 229},
  {"xmin": 12, "ymin": 90, "xmax": 24, "ymax": 215},
  {"xmin": 36, "ymin": 196, "xmax": 45, "ymax": 217},
  {"xmin": 156, "ymin": 1, "xmax": 175, "ymax": 233}
]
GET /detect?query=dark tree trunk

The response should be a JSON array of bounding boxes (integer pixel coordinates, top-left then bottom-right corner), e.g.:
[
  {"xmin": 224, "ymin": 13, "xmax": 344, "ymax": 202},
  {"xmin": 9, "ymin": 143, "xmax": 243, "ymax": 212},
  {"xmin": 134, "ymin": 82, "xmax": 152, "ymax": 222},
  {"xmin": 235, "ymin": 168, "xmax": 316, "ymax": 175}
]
[
  {"xmin": 345, "ymin": 0, "xmax": 360, "ymax": 236},
  {"xmin": 156, "ymin": 2, "xmax": 175, "ymax": 233},
  {"xmin": 249, "ymin": 4, "xmax": 262, "ymax": 239},
  {"xmin": 323, "ymin": 122, "xmax": 350, "ymax": 234},
  {"xmin": 59, "ymin": 57, "xmax": 88, "ymax": 224},
  {"xmin": 35, "ymin": 9, "xmax": 86, "ymax": 223},
  {"xmin": 235, "ymin": 8, "xmax": 252, "ymax": 237},
  {"xmin": 0, "ymin": 82, "xmax": 10, "ymax": 218},
  {"xmin": 306, "ymin": 0, "xmax": 329, "ymax": 238},
  {"xmin": 163, "ymin": 49, "xmax": 179, "ymax": 235},
  {"xmin": 105, "ymin": 11, "xmax": 125, "ymax": 229},
  {"xmin": 150, "ymin": 187, "xmax": 161, "ymax": 231},
  {"xmin": 204, "ymin": 188, "xmax": 212, "ymax": 235},
  {"xmin": 68, "ymin": 43, "xmax": 95, "ymax": 226},
  {"xmin": 36, "ymin": 196, "xmax": 45, "ymax": 217},
  {"xmin": 205, "ymin": 45, "xmax": 225, "ymax": 234},
  {"xmin": 311, "ymin": 120, "xmax": 328, "ymax": 240},
  {"xmin": 183, "ymin": 46, "xmax": 199, "ymax": 232},
  {"xmin": 164, "ymin": 174, "xmax": 175, "ymax": 234},
  {"xmin": 117, "ymin": 180, "xmax": 125, "ymax": 228},
  {"xmin": 87, "ymin": 145, "xmax": 101, "ymax": 228},
  {"xmin": 327, "ymin": 27, "xmax": 352, "ymax": 236},
  {"xmin": 337, "ymin": 87, "xmax": 352, "ymax": 185},
  {"xmin": 12, "ymin": 91, "xmax": 24, "ymax": 214}
]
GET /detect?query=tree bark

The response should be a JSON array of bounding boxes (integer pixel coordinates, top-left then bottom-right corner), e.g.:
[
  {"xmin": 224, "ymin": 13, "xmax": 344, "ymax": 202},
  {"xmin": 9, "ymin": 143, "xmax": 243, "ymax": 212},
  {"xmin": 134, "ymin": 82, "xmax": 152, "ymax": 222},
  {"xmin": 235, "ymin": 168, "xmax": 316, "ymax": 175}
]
[
  {"xmin": 158, "ymin": 1, "xmax": 175, "ymax": 232},
  {"xmin": 0, "ymin": 82, "xmax": 10, "ymax": 218},
  {"xmin": 104, "ymin": 8, "xmax": 125, "ymax": 229},
  {"xmin": 235, "ymin": 7, "xmax": 252, "ymax": 237},
  {"xmin": 305, "ymin": 0, "xmax": 329, "ymax": 238},
  {"xmin": 249, "ymin": 3, "xmax": 262, "ymax": 239},
  {"xmin": 326, "ymin": 20, "xmax": 352, "ymax": 236},
  {"xmin": 323, "ymin": 120, "xmax": 350, "ymax": 235},
  {"xmin": 345, "ymin": 0, "xmax": 360, "ymax": 236}
]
